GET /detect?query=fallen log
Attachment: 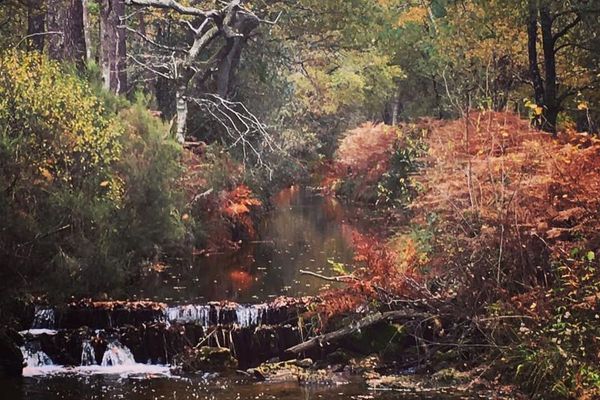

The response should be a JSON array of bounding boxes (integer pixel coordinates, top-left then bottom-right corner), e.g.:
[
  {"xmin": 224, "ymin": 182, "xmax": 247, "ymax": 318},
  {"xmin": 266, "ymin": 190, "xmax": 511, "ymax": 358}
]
[{"xmin": 285, "ymin": 310, "xmax": 429, "ymax": 354}]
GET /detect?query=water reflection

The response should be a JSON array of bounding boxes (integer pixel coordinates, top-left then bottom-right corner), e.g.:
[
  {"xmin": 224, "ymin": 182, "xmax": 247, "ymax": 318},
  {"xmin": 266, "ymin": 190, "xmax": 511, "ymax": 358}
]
[
  {"xmin": 1, "ymin": 376, "xmax": 507, "ymax": 400},
  {"xmin": 137, "ymin": 187, "xmax": 356, "ymax": 303}
]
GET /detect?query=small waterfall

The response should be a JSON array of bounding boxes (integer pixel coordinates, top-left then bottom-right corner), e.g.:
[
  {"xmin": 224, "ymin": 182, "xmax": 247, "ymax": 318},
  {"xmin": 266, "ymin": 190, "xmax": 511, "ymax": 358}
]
[
  {"xmin": 166, "ymin": 305, "xmax": 211, "ymax": 326},
  {"xmin": 81, "ymin": 340, "xmax": 97, "ymax": 366},
  {"xmin": 101, "ymin": 341, "xmax": 136, "ymax": 366},
  {"xmin": 20, "ymin": 345, "xmax": 54, "ymax": 367},
  {"xmin": 165, "ymin": 304, "xmax": 267, "ymax": 327},
  {"xmin": 236, "ymin": 304, "xmax": 265, "ymax": 327},
  {"xmin": 32, "ymin": 306, "xmax": 55, "ymax": 329}
]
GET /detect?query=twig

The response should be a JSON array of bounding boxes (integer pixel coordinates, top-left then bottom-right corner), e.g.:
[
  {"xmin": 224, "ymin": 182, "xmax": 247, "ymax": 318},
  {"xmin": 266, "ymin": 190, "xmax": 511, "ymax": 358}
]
[
  {"xmin": 299, "ymin": 269, "xmax": 356, "ymax": 282},
  {"xmin": 15, "ymin": 31, "xmax": 63, "ymax": 48}
]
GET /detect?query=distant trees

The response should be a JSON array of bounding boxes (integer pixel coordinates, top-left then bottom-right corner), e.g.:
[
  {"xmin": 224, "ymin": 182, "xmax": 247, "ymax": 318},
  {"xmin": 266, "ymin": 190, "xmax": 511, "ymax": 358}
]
[{"xmin": 527, "ymin": 0, "xmax": 600, "ymax": 133}]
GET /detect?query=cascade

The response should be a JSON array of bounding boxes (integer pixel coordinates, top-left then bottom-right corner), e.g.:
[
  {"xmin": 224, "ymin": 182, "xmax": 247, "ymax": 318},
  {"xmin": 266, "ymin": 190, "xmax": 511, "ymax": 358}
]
[
  {"xmin": 32, "ymin": 306, "xmax": 55, "ymax": 329},
  {"xmin": 165, "ymin": 305, "xmax": 211, "ymax": 326},
  {"xmin": 80, "ymin": 340, "xmax": 97, "ymax": 366},
  {"xmin": 20, "ymin": 345, "xmax": 54, "ymax": 367},
  {"xmin": 235, "ymin": 304, "xmax": 265, "ymax": 327},
  {"xmin": 101, "ymin": 341, "xmax": 136, "ymax": 366}
]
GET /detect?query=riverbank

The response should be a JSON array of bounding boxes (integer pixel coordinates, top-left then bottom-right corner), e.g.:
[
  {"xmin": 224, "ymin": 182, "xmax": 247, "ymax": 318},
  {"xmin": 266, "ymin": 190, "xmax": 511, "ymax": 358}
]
[{"xmin": 320, "ymin": 111, "xmax": 600, "ymax": 399}]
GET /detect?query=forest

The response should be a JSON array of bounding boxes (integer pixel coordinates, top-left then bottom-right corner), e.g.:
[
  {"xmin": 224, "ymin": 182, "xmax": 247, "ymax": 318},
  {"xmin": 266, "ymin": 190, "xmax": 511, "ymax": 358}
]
[{"xmin": 0, "ymin": 0, "xmax": 599, "ymax": 399}]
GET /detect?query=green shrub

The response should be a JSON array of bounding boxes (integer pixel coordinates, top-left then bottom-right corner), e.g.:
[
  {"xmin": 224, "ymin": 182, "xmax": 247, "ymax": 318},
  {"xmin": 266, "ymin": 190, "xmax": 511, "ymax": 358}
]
[{"xmin": 0, "ymin": 51, "xmax": 184, "ymax": 303}]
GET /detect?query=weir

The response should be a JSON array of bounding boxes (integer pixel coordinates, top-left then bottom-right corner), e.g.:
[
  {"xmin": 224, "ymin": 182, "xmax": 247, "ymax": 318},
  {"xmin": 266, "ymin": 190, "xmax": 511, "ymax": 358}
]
[{"xmin": 19, "ymin": 298, "xmax": 310, "ymax": 374}]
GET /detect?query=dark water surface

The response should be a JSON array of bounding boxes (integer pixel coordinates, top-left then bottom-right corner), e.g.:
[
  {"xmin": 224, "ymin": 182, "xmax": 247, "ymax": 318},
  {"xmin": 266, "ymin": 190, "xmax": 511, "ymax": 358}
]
[
  {"xmin": 1, "ymin": 375, "xmax": 505, "ymax": 400},
  {"xmin": 137, "ymin": 187, "xmax": 357, "ymax": 303}
]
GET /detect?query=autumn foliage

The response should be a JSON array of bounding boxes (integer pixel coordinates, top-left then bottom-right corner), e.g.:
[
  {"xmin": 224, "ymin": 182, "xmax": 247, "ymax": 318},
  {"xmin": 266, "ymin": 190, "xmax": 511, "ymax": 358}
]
[
  {"xmin": 180, "ymin": 149, "xmax": 262, "ymax": 252},
  {"xmin": 409, "ymin": 112, "xmax": 600, "ymax": 302},
  {"xmin": 315, "ymin": 230, "xmax": 422, "ymax": 321},
  {"xmin": 336, "ymin": 122, "xmax": 400, "ymax": 182}
]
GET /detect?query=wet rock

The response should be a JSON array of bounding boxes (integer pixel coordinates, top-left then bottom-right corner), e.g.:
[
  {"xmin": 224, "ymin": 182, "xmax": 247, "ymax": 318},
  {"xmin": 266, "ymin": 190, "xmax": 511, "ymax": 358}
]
[
  {"xmin": 365, "ymin": 368, "xmax": 471, "ymax": 392},
  {"xmin": 0, "ymin": 330, "xmax": 23, "ymax": 377},
  {"xmin": 349, "ymin": 354, "xmax": 384, "ymax": 373},
  {"xmin": 431, "ymin": 367, "xmax": 470, "ymax": 385},
  {"xmin": 249, "ymin": 359, "xmax": 349, "ymax": 386},
  {"xmin": 174, "ymin": 346, "xmax": 237, "ymax": 373}
]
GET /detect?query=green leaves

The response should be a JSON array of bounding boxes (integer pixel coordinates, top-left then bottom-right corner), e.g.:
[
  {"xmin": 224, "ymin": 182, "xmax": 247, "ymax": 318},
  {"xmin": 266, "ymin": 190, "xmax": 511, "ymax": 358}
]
[
  {"xmin": 586, "ymin": 251, "xmax": 595, "ymax": 262},
  {"xmin": 328, "ymin": 259, "xmax": 349, "ymax": 276}
]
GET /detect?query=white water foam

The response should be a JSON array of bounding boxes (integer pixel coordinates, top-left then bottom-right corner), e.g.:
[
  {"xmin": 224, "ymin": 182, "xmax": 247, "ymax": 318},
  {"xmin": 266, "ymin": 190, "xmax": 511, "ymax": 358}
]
[
  {"xmin": 19, "ymin": 329, "xmax": 58, "ymax": 336},
  {"xmin": 165, "ymin": 304, "xmax": 266, "ymax": 327},
  {"xmin": 22, "ymin": 364, "xmax": 172, "ymax": 377},
  {"xmin": 165, "ymin": 305, "xmax": 212, "ymax": 326},
  {"xmin": 101, "ymin": 341, "xmax": 136, "ymax": 366},
  {"xmin": 235, "ymin": 304, "xmax": 266, "ymax": 327},
  {"xmin": 81, "ymin": 340, "xmax": 96, "ymax": 366},
  {"xmin": 22, "ymin": 341, "xmax": 171, "ymax": 378},
  {"xmin": 20, "ymin": 346, "xmax": 54, "ymax": 367},
  {"xmin": 31, "ymin": 307, "xmax": 55, "ymax": 329}
]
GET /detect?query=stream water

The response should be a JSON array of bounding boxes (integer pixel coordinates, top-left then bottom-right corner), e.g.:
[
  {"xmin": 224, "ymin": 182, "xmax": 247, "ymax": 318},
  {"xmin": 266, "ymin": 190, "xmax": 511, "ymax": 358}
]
[
  {"xmin": 136, "ymin": 186, "xmax": 357, "ymax": 303},
  {"xmin": 4, "ymin": 188, "xmax": 510, "ymax": 399}
]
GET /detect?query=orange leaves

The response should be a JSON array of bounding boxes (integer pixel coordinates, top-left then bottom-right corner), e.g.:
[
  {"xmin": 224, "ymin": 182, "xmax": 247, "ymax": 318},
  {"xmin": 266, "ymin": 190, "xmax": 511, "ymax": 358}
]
[
  {"xmin": 221, "ymin": 185, "xmax": 261, "ymax": 217},
  {"xmin": 228, "ymin": 270, "xmax": 254, "ymax": 291},
  {"xmin": 336, "ymin": 122, "xmax": 400, "ymax": 183},
  {"xmin": 404, "ymin": 110, "xmax": 600, "ymax": 304},
  {"xmin": 220, "ymin": 185, "xmax": 262, "ymax": 239}
]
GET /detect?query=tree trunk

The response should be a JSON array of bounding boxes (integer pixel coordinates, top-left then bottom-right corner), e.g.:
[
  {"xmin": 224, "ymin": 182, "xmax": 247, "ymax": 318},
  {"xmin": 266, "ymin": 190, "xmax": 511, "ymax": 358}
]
[
  {"xmin": 100, "ymin": 0, "xmax": 128, "ymax": 94},
  {"xmin": 527, "ymin": 0, "xmax": 544, "ymax": 107},
  {"xmin": 82, "ymin": 0, "xmax": 92, "ymax": 63},
  {"xmin": 175, "ymin": 87, "xmax": 188, "ymax": 143},
  {"xmin": 46, "ymin": 0, "xmax": 87, "ymax": 68},
  {"xmin": 391, "ymin": 90, "xmax": 400, "ymax": 126},
  {"xmin": 539, "ymin": 3, "xmax": 558, "ymax": 134},
  {"xmin": 27, "ymin": 0, "xmax": 45, "ymax": 52},
  {"xmin": 216, "ymin": 10, "xmax": 259, "ymax": 98}
]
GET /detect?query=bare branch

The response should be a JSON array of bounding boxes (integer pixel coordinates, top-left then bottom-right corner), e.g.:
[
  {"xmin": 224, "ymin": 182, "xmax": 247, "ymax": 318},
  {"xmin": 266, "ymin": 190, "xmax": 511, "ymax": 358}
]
[
  {"xmin": 188, "ymin": 94, "xmax": 281, "ymax": 168},
  {"xmin": 15, "ymin": 31, "xmax": 63, "ymax": 48},
  {"xmin": 128, "ymin": 54, "xmax": 173, "ymax": 80},
  {"xmin": 553, "ymin": 15, "xmax": 581, "ymax": 44},
  {"xmin": 122, "ymin": 25, "xmax": 188, "ymax": 53},
  {"xmin": 124, "ymin": 0, "xmax": 219, "ymax": 18}
]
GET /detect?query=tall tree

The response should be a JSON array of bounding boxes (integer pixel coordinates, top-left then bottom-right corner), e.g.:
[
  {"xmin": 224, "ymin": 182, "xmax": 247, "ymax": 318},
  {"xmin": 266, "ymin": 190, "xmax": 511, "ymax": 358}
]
[
  {"xmin": 527, "ymin": 0, "xmax": 600, "ymax": 133},
  {"xmin": 46, "ymin": 0, "xmax": 87, "ymax": 67},
  {"xmin": 100, "ymin": 0, "xmax": 128, "ymax": 94}
]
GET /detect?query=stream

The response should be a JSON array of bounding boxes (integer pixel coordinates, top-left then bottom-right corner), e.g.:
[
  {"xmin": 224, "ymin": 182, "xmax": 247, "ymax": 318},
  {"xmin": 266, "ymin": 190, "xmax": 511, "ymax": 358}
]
[
  {"xmin": 136, "ymin": 186, "xmax": 357, "ymax": 303},
  {"xmin": 4, "ymin": 188, "xmax": 510, "ymax": 399}
]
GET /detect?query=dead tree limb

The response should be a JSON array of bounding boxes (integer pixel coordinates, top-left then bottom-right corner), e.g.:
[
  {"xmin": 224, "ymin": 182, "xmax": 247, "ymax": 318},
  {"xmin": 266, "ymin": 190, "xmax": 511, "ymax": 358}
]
[
  {"xmin": 285, "ymin": 310, "xmax": 430, "ymax": 355},
  {"xmin": 299, "ymin": 269, "xmax": 356, "ymax": 282}
]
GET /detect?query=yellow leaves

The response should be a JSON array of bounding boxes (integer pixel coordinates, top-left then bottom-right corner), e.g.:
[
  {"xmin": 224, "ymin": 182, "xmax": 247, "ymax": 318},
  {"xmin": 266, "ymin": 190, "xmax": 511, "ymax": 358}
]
[
  {"xmin": 524, "ymin": 99, "xmax": 544, "ymax": 115},
  {"xmin": 577, "ymin": 101, "xmax": 589, "ymax": 111},
  {"xmin": 291, "ymin": 49, "xmax": 403, "ymax": 117},
  {"xmin": 0, "ymin": 50, "xmax": 122, "ymax": 193},
  {"xmin": 395, "ymin": 6, "xmax": 427, "ymax": 28},
  {"xmin": 39, "ymin": 167, "xmax": 53, "ymax": 182},
  {"xmin": 99, "ymin": 181, "xmax": 110, "ymax": 187}
]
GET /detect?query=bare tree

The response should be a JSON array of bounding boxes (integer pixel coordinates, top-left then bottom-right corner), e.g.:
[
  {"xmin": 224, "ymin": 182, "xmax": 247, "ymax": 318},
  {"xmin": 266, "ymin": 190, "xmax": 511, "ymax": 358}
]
[{"xmin": 123, "ymin": 0, "xmax": 264, "ymax": 144}]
